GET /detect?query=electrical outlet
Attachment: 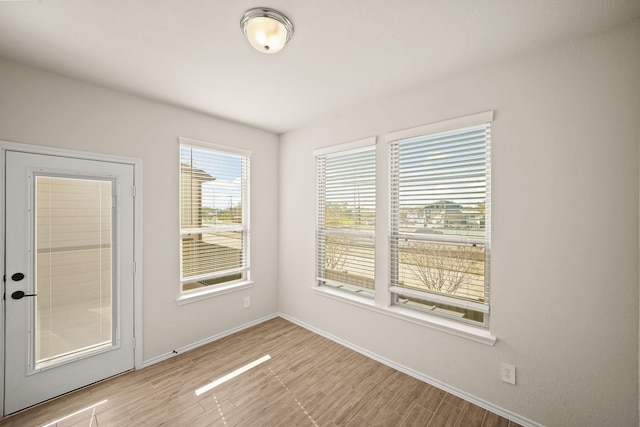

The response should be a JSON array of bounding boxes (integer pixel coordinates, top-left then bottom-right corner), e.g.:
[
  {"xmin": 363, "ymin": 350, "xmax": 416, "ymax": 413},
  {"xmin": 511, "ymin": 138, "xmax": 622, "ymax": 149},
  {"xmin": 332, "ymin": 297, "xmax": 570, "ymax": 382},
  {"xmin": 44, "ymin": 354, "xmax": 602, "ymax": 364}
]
[
  {"xmin": 244, "ymin": 296, "xmax": 251, "ymax": 308},
  {"xmin": 501, "ymin": 363, "xmax": 516, "ymax": 385}
]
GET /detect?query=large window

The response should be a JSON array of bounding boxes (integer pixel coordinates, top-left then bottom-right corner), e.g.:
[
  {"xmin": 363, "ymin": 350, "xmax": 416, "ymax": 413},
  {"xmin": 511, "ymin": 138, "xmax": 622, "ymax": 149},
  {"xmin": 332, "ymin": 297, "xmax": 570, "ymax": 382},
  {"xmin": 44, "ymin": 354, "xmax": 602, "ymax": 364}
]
[
  {"xmin": 389, "ymin": 112, "xmax": 492, "ymax": 326},
  {"xmin": 179, "ymin": 139, "xmax": 250, "ymax": 293},
  {"xmin": 315, "ymin": 138, "xmax": 376, "ymax": 298}
]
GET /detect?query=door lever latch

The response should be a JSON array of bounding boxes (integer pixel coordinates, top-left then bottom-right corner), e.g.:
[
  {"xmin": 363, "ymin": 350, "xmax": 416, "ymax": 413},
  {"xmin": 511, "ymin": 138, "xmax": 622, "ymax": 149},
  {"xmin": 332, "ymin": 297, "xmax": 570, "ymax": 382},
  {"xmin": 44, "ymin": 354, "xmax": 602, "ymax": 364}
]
[{"xmin": 11, "ymin": 291, "xmax": 37, "ymax": 300}]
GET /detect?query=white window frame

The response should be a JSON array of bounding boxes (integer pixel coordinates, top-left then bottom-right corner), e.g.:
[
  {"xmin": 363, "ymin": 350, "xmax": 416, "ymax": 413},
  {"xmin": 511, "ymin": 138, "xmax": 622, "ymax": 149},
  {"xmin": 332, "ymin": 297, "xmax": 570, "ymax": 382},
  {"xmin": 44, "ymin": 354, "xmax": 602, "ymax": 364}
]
[
  {"xmin": 312, "ymin": 113, "xmax": 496, "ymax": 345},
  {"xmin": 177, "ymin": 137, "xmax": 252, "ymax": 304},
  {"xmin": 388, "ymin": 111, "xmax": 493, "ymax": 327},
  {"xmin": 314, "ymin": 137, "xmax": 377, "ymax": 298}
]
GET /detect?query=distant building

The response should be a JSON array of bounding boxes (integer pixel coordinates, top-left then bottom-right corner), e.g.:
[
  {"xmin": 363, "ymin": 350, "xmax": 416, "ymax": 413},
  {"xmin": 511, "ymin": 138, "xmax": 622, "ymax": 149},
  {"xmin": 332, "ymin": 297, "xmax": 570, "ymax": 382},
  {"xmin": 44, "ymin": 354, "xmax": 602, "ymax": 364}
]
[{"xmin": 405, "ymin": 200, "xmax": 483, "ymax": 232}]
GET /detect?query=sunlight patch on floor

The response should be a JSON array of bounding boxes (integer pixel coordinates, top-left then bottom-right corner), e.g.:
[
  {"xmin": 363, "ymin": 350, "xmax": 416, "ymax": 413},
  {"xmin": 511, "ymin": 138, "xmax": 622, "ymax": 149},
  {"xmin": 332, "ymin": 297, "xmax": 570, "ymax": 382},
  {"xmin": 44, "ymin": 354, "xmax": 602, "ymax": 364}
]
[
  {"xmin": 41, "ymin": 399, "xmax": 107, "ymax": 427},
  {"xmin": 195, "ymin": 354, "xmax": 271, "ymax": 396}
]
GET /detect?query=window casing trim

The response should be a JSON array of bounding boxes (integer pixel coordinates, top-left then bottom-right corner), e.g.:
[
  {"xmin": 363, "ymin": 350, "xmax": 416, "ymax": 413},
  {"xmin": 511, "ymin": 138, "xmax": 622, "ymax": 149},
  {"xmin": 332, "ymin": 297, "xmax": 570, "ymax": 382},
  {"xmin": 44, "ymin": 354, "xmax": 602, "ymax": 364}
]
[
  {"xmin": 312, "ymin": 285, "xmax": 496, "ymax": 345},
  {"xmin": 386, "ymin": 111, "xmax": 494, "ymax": 143},
  {"xmin": 177, "ymin": 280, "xmax": 254, "ymax": 305},
  {"xmin": 313, "ymin": 136, "xmax": 377, "ymax": 157},
  {"xmin": 179, "ymin": 137, "xmax": 252, "ymax": 158}
]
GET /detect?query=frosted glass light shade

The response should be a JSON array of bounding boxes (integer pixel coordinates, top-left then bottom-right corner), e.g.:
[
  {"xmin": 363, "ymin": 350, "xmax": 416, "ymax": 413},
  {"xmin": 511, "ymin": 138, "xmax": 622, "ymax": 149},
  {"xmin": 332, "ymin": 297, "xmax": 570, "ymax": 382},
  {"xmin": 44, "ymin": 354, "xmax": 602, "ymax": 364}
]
[{"xmin": 241, "ymin": 8, "xmax": 293, "ymax": 54}]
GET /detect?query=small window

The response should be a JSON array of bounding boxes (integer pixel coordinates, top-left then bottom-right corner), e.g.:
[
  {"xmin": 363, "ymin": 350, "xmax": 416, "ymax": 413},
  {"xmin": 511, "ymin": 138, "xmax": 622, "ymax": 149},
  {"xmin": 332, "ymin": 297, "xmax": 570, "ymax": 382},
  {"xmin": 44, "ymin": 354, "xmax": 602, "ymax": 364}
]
[
  {"xmin": 315, "ymin": 138, "xmax": 376, "ymax": 298},
  {"xmin": 389, "ymin": 115, "xmax": 491, "ymax": 326},
  {"xmin": 179, "ymin": 141, "xmax": 250, "ymax": 293}
]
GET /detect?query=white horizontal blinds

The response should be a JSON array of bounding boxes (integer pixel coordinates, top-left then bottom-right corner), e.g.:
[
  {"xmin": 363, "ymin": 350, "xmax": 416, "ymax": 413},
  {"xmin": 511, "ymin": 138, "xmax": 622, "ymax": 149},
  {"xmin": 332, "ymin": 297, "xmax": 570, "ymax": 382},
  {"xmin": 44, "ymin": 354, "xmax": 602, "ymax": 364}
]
[
  {"xmin": 390, "ymin": 121, "xmax": 491, "ymax": 325},
  {"xmin": 316, "ymin": 145, "xmax": 376, "ymax": 295},
  {"xmin": 397, "ymin": 125, "xmax": 488, "ymax": 236},
  {"xmin": 316, "ymin": 154, "xmax": 327, "ymax": 284},
  {"xmin": 325, "ymin": 147, "xmax": 376, "ymax": 232},
  {"xmin": 180, "ymin": 145, "xmax": 249, "ymax": 288}
]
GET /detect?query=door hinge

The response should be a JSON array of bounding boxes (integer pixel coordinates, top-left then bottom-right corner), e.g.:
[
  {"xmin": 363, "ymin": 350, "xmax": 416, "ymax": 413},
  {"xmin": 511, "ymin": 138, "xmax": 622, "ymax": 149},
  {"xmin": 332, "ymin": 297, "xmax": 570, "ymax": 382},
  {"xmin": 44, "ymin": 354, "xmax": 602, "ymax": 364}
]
[
  {"xmin": 132, "ymin": 338, "xmax": 136, "ymax": 350},
  {"xmin": 112, "ymin": 195, "xmax": 117, "ymax": 208},
  {"xmin": 132, "ymin": 261, "xmax": 137, "ymax": 274},
  {"xmin": 132, "ymin": 185, "xmax": 136, "ymax": 198}
]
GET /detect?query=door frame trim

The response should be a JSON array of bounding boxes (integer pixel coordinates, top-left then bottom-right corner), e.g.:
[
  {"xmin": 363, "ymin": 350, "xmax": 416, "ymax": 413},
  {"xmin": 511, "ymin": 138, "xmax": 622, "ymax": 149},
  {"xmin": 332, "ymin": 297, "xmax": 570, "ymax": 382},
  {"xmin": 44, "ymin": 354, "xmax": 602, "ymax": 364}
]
[{"xmin": 0, "ymin": 140, "xmax": 144, "ymax": 416}]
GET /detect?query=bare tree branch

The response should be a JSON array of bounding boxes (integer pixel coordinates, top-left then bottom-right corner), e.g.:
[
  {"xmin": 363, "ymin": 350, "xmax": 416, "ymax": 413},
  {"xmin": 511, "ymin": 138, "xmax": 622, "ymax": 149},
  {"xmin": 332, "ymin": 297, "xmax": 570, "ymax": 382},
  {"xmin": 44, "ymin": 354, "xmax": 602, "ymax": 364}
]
[
  {"xmin": 402, "ymin": 242, "xmax": 482, "ymax": 294},
  {"xmin": 325, "ymin": 235, "xmax": 350, "ymax": 271}
]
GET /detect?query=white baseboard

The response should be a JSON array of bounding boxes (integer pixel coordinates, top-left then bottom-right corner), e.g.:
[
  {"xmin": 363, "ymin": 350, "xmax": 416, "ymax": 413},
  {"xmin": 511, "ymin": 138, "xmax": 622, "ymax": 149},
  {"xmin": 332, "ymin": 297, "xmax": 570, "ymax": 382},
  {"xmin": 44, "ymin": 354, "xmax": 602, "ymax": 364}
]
[
  {"xmin": 142, "ymin": 312, "xmax": 279, "ymax": 368},
  {"xmin": 279, "ymin": 312, "xmax": 541, "ymax": 427}
]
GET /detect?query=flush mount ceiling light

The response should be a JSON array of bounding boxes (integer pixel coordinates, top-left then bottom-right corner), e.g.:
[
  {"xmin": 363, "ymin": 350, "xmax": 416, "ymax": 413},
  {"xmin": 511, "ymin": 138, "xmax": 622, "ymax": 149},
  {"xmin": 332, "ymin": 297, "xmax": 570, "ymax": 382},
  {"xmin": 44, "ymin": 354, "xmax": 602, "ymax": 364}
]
[{"xmin": 240, "ymin": 7, "xmax": 294, "ymax": 54}]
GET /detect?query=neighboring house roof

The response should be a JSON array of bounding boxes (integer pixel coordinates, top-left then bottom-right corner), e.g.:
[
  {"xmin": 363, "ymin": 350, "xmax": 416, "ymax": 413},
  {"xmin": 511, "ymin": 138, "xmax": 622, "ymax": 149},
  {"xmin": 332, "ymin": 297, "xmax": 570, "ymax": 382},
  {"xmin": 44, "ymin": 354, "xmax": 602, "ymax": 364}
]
[{"xmin": 180, "ymin": 163, "xmax": 215, "ymax": 182}]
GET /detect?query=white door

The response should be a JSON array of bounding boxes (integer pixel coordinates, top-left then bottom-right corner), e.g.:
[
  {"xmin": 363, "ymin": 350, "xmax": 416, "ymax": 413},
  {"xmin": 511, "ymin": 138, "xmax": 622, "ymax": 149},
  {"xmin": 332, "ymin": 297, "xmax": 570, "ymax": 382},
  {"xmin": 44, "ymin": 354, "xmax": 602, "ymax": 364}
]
[{"xmin": 4, "ymin": 151, "xmax": 135, "ymax": 415}]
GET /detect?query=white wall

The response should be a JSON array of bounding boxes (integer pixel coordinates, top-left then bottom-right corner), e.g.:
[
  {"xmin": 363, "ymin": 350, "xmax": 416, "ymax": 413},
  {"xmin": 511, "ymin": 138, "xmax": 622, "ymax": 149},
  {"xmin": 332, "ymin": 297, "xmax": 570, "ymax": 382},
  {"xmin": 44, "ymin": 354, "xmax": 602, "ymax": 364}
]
[
  {"xmin": 0, "ymin": 59, "xmax": 280, "ymax": 361},
  {"xmin": 1, "ymin": 17, "xmax": 638, "ymax": 427},
  {"xmin": 279, "ymin": 21, "xmax": 640, "ymax": 427}
]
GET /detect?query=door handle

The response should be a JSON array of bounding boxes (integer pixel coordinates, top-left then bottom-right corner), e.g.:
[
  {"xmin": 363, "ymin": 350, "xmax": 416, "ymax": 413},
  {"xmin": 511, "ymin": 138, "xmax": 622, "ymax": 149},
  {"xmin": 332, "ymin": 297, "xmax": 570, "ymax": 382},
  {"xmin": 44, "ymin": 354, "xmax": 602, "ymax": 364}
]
[{"xmin": 11, "ymin": 291, "xmax": 37, "ymax": 300}]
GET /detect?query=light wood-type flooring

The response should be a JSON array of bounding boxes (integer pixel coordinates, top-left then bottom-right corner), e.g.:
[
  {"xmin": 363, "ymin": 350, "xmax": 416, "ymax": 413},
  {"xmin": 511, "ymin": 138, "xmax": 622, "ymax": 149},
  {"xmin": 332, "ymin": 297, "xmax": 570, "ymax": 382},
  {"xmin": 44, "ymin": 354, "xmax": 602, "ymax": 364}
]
[{"xmin": 0, "ymin": 317, "xmax": 523, "ymax": 427}]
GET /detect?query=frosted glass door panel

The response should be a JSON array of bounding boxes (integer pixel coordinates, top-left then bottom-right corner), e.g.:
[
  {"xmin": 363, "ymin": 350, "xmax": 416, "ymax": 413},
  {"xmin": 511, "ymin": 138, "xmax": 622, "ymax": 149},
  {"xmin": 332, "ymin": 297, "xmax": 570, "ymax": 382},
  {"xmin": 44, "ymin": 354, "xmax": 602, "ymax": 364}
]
[{"xmin": 35, "ymin": 176, "xmax": 114, "ymax": 369}]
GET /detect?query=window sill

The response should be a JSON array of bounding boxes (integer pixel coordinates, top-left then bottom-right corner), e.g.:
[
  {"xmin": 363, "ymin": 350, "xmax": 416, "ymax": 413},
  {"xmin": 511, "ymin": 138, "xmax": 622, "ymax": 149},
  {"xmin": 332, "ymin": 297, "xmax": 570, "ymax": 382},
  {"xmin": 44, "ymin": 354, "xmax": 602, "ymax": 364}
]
[
  {"xmin": 312, "ymin": 286, "xmax": 496, "ymax": 346},
  {"xmin": 177, "ymin": 280, "xmax": 254, "ymax": 305}
]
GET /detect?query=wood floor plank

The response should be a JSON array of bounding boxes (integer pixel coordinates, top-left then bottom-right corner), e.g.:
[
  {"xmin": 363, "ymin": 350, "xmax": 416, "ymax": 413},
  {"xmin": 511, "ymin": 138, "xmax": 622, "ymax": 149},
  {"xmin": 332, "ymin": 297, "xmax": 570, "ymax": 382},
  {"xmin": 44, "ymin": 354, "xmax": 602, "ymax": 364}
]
[
  {"xmin": 442, "ymin": 393, "xmax": 466, "ymax": 409},
  {"xmin": 352, "ymin": 385, "xmax": 398, "ymax": 423},
  {"xmin": 344, "ymin": 414, "xmax": 370, "ymax": 427},
  {"xmin": 482, "ymin": 411, "xmax": 511, "ymax": 427},
  {"xmin": 0, "ymin": 318, "xmax": 523, "ymax": 427},
  {"xmin": 401, "ymin": 401, "xmax": 435, "ymax": 427},
  {"xmin": 416, "ymin": 384, "xmax": 447, "ymax": 413},
  {"xmin": 308, "ymin": 387, "xmax": 367, "ymax": 426},
  {"xmin": 94, "ymin": 405, "xmax": 136, "ymax": 426},
  {"xmin": 387, "ymin": 375, "xmax": 431, "ymax": 414},
  {"xmin": 455, "ymin": 400, "xmax": 487, "ymax": 427},
  {"xmin": 427, "ymin": 401, "xmax": 461, "ymax": 427}
]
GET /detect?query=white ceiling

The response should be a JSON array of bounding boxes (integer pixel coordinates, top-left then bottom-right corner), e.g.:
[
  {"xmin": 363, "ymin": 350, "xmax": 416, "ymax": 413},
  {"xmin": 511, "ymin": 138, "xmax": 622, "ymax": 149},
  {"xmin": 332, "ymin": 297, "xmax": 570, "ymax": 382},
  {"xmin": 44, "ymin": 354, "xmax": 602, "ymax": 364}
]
[{"xmin": 1, "ymin": 1, "xmax": 639, "ymax": 134}]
